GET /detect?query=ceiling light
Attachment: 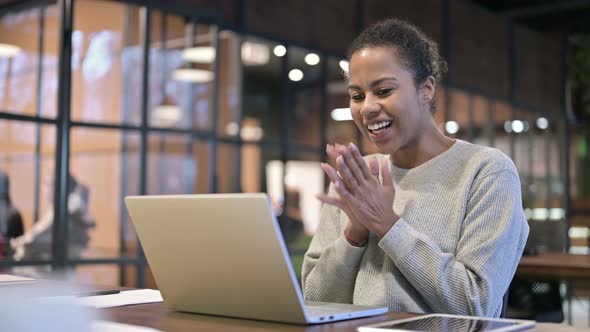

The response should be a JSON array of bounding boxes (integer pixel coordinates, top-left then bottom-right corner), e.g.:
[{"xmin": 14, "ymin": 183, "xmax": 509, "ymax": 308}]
[
  {"xmin": 273, "ymin": 45, "xmax": 286, "ymax": 57},
  {"xmin": 173, "ymin": 68, "xmax": 214, "ymax": 82},
  {"xmin": 504, "ymin": 121, "xmax": 512, "ymax": 133},
  {"xmin": 331, "ymin": 108, "xmax": 353, "ymax": 121},
  {"xmin": 304, "ymin": 53, "xmax": 320, "ymax": 66},
  {"xmin": 182, "ymin": 46, "xmax": 215, "ymax": 63},
  {"xmin": 241, "ymin": 126, "xmax": 264, "ymax": 141},
  {"xmin": 444, "ymin": 121, "xmax": 459, "ymax": 134},
  {"xmin": 511, "ymin": 120, "xmax": 524, "ymax": 133},
  {"xmin": 0, "ymin": 43, "xmax": 21, "ymax": 58},
  {"xmin": 241, "ymin": 41, "xmax": 269, "ymax": 66},
  {"xmin": 536, "ymin": 117, "xmax": 549, "ymax": 130},
  {"xmin": 225, "ymin": 122, "xmax": 239, "ymax": 136},
  {"xmin": 288, "ymin": 69, "xmax": 303, "ymax": 82},
  {"xmin": 152, "ymin": 96, "xmax": 181, "ymax": 127}
]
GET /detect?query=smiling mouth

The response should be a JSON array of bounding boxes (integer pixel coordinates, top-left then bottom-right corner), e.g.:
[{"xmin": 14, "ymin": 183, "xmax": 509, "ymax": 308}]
[{"xmin": 366, "ymin": 120, "xmax": 393, "ymax": 135}]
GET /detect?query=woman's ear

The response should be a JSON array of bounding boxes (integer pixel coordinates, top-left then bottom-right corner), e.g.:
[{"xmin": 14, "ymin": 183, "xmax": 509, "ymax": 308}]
[{"xmin": 421, "ymin": 76, "xmax": 436, "ymax": 104}]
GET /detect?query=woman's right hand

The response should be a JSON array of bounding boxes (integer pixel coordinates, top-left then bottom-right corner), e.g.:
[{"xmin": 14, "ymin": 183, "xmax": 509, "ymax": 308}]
[{"xmin": 318, "ymin": 144, "xmax": 370, "ymax": 246}]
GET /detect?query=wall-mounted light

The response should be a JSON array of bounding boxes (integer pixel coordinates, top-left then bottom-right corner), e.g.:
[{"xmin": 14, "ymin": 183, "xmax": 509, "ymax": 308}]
[
  {"xmin": 173, "ymin": 68, "xmax": 214, "ymax": 83},
  {"xmin": 288, "ymin": 69, "xmax": 303, "ymax": 82},
  {"xmin": 273, "ymin": 45, "xmax": 286, "ymax": 57},
  {"xmin": 0, "ymin": 43, "xmax": 21, "ymax": 58},
  {"xmin": 331, "ymin": 108, "xmax": 353, "ymax": 121},
  {"xmin": 182, "ymin": 46, "xmax": 215, "ymax": 63},
  {"xmin": 304, "ymin": 53, "xmax": 320, "ymax": 66}
]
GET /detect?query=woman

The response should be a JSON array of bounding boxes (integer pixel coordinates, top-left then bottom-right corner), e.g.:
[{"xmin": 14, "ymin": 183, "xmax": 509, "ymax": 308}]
[{"xmin": 302, "ymin": 18, "xmax": 529, "ymax": 317}]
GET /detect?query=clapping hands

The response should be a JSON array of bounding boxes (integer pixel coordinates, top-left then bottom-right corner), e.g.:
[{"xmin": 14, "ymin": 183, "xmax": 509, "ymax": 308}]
[{"xmin": 316, "ymin": 143, "xmax": 399, "ymax": 241}]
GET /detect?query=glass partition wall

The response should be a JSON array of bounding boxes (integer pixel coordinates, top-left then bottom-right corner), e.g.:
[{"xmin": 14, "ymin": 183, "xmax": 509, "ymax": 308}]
[{"xmin": 0, "ymin": 0, "xmax": 571, "ymax": 287}]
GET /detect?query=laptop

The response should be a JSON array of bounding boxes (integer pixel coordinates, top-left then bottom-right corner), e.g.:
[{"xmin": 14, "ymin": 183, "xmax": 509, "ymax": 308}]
[{"xmin": 125, "ymin": 193, "xmax": 388, "ymax": 324}]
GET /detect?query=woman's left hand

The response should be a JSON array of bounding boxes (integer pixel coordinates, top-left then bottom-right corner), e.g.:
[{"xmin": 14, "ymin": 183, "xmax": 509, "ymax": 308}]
[{"xmin": 328, "ymin": 143, "xmax": 399, "ymax": 238}]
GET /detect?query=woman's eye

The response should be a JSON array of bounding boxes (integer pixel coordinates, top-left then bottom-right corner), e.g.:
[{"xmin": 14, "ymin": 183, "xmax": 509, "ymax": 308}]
[
  {"xmin": 376, "ymin": 88, "xmax": 393, "ymax": 96},
  {"xmin": 350, "ymin": 94, "xmax": 364, "ymax": 101}
]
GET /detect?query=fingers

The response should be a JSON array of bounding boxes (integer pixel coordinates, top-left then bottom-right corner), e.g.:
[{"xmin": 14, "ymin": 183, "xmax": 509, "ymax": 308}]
[
  {"xmin": 381, "ymin": 157, "xmax": 394, "ymax": 193},
  {"xmin": 348, "ymin": 143, "xmax": 373, "ymax": 180},
  {"xmin": 336, "ymin": 144, "xmax": 366, "ymax": 184},
  {"xmin": 326, "ymin": 144, "xmax": 339, "ymax": 169},
  {"xmin": 320, "ymin": 162, "xmax": 342, "ymax": 187},
  {"xmin": 335, "ymin": 156, "xmax": 359, "ymax": 191},
  {"xmin": 315, "ymin": 193, "xmax": 346, "ymax": 210},
  {"xmin": 368, "ymin": 157, "xmax": 379, "ymax": 177},
  {"xmin": 320, "ymin": 162, "xmax": 354, "ymax": 200}
]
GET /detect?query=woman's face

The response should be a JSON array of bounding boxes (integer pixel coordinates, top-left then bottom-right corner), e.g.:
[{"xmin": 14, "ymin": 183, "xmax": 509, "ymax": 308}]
[{"xmin": 348, "ymin": 46, "xmax": 433, "ymax": 155}]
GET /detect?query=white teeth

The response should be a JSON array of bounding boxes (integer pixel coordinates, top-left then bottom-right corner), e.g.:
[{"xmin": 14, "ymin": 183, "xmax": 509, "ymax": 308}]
[{"xmin": 367, "ymin": 121, "xmax": 392, "ymax": 131}]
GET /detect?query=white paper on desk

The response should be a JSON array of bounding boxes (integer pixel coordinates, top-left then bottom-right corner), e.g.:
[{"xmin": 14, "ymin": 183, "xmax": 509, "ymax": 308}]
[
  {"xmin": 91, "ymin": 320, "xmax": 163, "ymax": 332},
  {"xmin": 0, "ymin": 274, "xmax": 35, "ymax": 285},
  {"xmin": 77, "ymin": 289, "xmax": 163, "ymax": 309}
]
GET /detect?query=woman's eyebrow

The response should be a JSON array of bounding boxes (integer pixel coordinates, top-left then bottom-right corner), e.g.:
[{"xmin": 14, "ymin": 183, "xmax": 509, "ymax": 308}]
[{"xmin": 348, "ymin": 77, "xmax": 398, "ymax": 90}]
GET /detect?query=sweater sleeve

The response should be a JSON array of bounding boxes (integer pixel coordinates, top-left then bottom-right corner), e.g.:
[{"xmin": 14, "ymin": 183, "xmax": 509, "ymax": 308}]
[
  {"xmin": 301, "ymin": 183, "xmax": 367, "ymax": 303},
  {"xmin": 378, "ymin": 169, "xmax": 530, "ymax": 317}
]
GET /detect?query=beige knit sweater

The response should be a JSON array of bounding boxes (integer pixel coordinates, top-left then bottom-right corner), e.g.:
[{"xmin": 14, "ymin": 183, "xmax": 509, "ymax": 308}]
[{"xmin": 302, "ymin": 139, "xmax": 529, "ymax": 317}]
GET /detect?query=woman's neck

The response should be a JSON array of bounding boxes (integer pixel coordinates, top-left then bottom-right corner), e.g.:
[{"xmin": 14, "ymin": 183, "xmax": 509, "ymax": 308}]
[{"xmin": 390, "ymin": 119, "xmax": 455, "ymax": 169}]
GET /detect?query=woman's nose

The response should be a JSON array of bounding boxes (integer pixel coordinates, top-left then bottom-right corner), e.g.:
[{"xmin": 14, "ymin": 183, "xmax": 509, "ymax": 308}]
[{"xmin": 360, "ymin": 95, "xmax": 381, "ymax": 116}]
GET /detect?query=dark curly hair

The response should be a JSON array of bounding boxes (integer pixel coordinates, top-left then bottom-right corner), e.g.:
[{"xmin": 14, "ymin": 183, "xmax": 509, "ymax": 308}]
[{"xmin": 348, "ymin": 18, "xmax": 447, "ymax": 90}]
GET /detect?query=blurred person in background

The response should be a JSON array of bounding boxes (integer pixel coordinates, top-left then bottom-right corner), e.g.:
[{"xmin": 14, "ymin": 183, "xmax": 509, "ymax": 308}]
[
  {"xmin": 0, "ymin": 170, "xmax": 24, "ymax": 257},
  {"xmin": 11, "ymin": 174, "xmax": 95, "ymax": 263}
]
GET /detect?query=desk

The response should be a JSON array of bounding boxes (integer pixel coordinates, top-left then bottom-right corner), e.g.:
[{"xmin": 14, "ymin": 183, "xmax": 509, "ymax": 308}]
[
  {"xmin": 516, "ymin": 251, "xmax": 590, "ymax": 325},
  {"xmin": 517, "ymin": 252, "xmax": 590, "ymax": 280},
  {"xmin": 102, "ymin": 301, "xmax": 584, "ymax": 332}
]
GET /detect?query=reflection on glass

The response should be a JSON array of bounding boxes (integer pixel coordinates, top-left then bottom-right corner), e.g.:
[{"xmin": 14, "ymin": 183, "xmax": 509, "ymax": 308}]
[
  {"xmin": 472, "ymin": 95, "xmax": 491, "ymax": 147},
  {"xmin": 0, "ymin": 121, "xmax": 55, "ymax": 262},
  {"xmin": 69, "ymin": 1, "xmax": 142, "ymax": 124},
  {"xmin": 70, "ymin": 128, "xmax": 140, "ymax": 260},
  {"xmin": 148, "ymin": 134, "xmax": 209, "ymax": 195},
  {"xmin": 433, "ymin": 86, "xmax": 446, "ymax": 134},
  {"xmin": 514, "ymin": 110, "xmax": 532, "ymax": 211},
  {"xmin": 242, "ymin": 36, "xmax": 283, "ymax": 143},
  {"xmin": 327, "ymin": 58, "xmax": 358, "ymax": 147},
  {"xmin": 269, "ymin": 153, "xmax": 323, "ymax": 237},
  {"xmin": 0, "ymin": 5, "xmax": 57, "ymax": 117},
  {"xmin": 268, "ymin": 152, "xmax": 322, "ymax": 281},
  {"xmin": 288, "ymin": 46, "xmax": 322, "ymax": 147},
  {"xmin": 548, "ymin": 117, "xmax": 564, "ymax": 213},
  {"xmin": 148, "ymin": 14, "xmax": 216, "ymax": 130},
  {"xmin": 447, "ymin": 89, "xmax": 469, "ymax": 140},
  {"xmin": 217, "ymin": 143, "xmax": 241, "ymax": 193},
  {"xmin": 493, "ymin": 101, "xmax": 512, "ymax": 157},
  {"xmin": 217, "ymin": 30, "xmax": 242, "ymax": 137}
]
